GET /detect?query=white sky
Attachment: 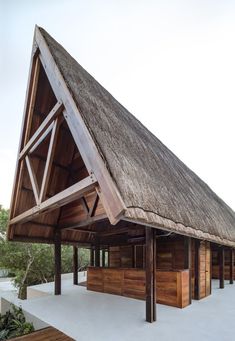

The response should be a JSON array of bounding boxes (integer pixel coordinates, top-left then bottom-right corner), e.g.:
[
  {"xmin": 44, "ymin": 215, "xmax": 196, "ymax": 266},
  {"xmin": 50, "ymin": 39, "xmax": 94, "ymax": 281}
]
[{"xmin": 0, "ymin": 0, "xmax": 235, "ymax": 211}]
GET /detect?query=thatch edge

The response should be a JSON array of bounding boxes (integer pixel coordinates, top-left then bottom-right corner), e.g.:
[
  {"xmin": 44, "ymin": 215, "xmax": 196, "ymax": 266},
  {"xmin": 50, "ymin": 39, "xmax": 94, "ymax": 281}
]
[{"xmin": 124, "ymin": 207, "xmax": 235, "ymax": 248}]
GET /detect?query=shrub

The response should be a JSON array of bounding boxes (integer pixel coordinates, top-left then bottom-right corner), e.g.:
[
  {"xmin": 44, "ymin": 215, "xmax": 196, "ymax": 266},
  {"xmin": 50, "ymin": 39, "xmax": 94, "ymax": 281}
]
[{"xmin": 0, "ymin": 305, "xmax": 34, "ymax": 340}]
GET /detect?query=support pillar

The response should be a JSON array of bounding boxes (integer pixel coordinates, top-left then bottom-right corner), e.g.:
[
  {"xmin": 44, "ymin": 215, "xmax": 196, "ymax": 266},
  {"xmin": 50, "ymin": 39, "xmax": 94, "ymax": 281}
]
[
  {"xmin": 145, "ymin": 227, "xmax": 156, "ymax": 323},
  {"xmin": 73, "ymin": 246, "xmax": 78, "ymax": 285},
  {"xmin": 54, "ymin": 229, "xmax": 61, "ymax": 295},
  {"xmin": 229, "ymin": 249, "xmax": 234, "ymax": 285},
  {"xmin": 95, "ymin": 246, "xmax": 100, "ymax": 267},
  {"xmin": 194, "ymin": 239, "xmax": 200, "ymax": 300},
  {"xmin": 219, "ymin": 247, "xmax": 225, "ymax": 289},
  {"xmin": 102, "ymin": 249, "xmax": 106, "ymax": 267},
  {"xmin": 90, "ymin": 247, "xmax": 94, "ymax": 266},
  {"xmin": 184, "ymin": 237, "xmax": 192, "ymax": 304}
]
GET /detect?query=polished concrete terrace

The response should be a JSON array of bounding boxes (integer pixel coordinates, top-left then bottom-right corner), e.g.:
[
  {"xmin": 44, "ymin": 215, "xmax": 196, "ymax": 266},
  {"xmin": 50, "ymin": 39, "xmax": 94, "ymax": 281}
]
[{"xmin": 1, "ymin": 276, "xmax": 235, "ymax": 341}]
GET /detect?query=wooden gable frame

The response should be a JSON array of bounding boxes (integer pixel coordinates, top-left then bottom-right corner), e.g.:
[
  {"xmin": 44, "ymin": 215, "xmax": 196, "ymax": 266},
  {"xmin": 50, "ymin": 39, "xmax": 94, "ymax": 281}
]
[{"xmin": 8, "ymin": 26, "xmax": 126, "ymax": 241}]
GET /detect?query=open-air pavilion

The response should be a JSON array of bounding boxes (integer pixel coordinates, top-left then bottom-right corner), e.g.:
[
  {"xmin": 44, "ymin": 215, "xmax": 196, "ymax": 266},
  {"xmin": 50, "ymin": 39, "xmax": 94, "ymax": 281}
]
[{"xmin": 7, "ymin": 26, "xmax": 235, "ymax": 324}]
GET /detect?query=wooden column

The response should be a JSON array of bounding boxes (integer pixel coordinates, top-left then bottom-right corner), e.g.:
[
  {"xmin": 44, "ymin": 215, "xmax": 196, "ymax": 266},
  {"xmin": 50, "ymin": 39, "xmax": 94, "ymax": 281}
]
[
  {"xmin": 194, "ymin": 239, "xmax": 200, "ymax": 300},
  {"xmin": 54, "ymin": 229, "xmax": 61, "ymax": 295},
  {"xmin": 229, "ymin": 249, "xmax": 234, "ymax": 285},
  {"xmin": 102, "ymin": 249, "xmax": 106, "ymax": 267},
  {"xmin": 145, "ymin": 227, "xmax": 156, "ymax": 323},
  {"xmin": 219, "ymin": 248, "xmax": 225, "ymax": 289},
  {"xmin": 90, "ymin": 247, "xmax": 94, "ymax": 266},
  {"xmin": 184, "ymin": 237, "xmax": 192, "ymax": 304},
  {"xmin": 95, "ymin": 246, "xmax": 100, "ymax": 267},
  {"xmin": 73, "ymin": 246, "xmax": 78, "ymax": 285}
]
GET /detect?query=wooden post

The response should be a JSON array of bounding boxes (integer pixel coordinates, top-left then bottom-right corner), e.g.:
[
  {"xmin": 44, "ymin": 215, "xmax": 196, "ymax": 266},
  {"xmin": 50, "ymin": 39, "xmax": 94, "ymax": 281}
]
[
  {"xmin": 102, "ymin": 249, "xmax": 106, "ymax": 267},
  {"xmin": 145, "ymin": 227, "xmax": 156, "ymax": 323},
  {"xmin": 184, "ymin": 237, "xmax": 192, "ymax": 304},
  {"xmin": 90, "ymin": 247, "xmax": 94, "ymax": 266},
  {"xmin": 54, "ymin": 229, "xmax": 61, "ymax": 295},
  {"xmin": 229, "ymin": 249, "xmax": 234, "ymax": 284},
  {"xmin": 73, "ymin": 246, "xmax": 78, "ymax": 285},
  {"xmin": 194, "ymin": 239, "xmax": 200, "ymax": 300},
  {"xmin": 95, "ymin": 246, "xmax": 100, "ymax": 267},
  {"xmin": 219, "ymin": 248, "xmax": 225, "ymax": 289}
]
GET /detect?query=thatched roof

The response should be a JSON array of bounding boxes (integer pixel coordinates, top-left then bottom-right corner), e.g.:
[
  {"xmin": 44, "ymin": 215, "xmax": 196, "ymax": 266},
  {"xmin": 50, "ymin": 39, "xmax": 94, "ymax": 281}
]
[{"xmin": 38, "ymin": 27, "xmax": 235, "ymax": 247}]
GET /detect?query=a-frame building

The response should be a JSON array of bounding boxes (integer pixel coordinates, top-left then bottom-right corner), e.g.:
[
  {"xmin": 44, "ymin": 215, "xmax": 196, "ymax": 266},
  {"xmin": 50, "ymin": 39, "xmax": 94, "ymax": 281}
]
[{"xmin": 8, "ymin": 26, "xmax": 235, "ymax": 323}]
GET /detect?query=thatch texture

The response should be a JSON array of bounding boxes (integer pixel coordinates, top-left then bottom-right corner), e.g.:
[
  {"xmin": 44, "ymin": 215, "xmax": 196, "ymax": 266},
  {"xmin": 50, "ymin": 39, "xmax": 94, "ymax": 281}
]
[{"xmin": 39, "ymin": 28, "xmax": 235, "ymax": 247}]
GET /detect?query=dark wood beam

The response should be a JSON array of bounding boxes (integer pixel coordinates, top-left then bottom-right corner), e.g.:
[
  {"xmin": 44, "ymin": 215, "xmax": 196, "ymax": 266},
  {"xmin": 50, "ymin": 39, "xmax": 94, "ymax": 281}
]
[
  {"xmin": 95, "ymin": 246, "xmax": 100, "ymax": 267},
  {"xmin": 219, "ymin": 248, "xmax": 225, "ymax": 289},
  {"xmin": 102, "ymin": 249, "xmax": 106, "ymax": 267},
  {"xmin": 145, "ymin": 227, "xmax": 156, "ymax": 323},
  {"xmin": 184, "ymin": 237, "xmax": 192, "ymax": 304},
  {"xmin": 9, "ymin": 175, "xmax": 97, "ymax": 225},
  {"xmin": 54, "ymin": 229, "xmax": 61, "ymax": 295},
  {"xmin": 73, "ymin": 246, "xmax": 78, "ymax": 285},
  {"xmin": 229, "ymin": 249, "xmax": 234, "ymax": 285},
  {"xmin": 90, "ymin": 247, "xmax": 94, "ymax": 266},
  {"xmin": 194, "ymin": 239, "xmax": 200, "ymax": 300}
]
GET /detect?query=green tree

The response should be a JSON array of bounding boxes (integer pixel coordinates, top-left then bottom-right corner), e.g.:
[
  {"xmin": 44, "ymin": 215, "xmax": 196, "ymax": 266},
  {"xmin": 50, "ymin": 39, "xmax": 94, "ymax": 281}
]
[{"xmin": 0, "ymin": 207, "xmax": 89, "ymax": 299}]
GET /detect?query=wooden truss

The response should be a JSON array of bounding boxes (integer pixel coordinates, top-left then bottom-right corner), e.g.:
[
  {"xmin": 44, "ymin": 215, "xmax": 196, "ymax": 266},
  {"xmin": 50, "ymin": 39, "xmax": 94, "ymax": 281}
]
[{"xmin": 9, "ymin": 98, "xmax": 98, "ymax": 226}]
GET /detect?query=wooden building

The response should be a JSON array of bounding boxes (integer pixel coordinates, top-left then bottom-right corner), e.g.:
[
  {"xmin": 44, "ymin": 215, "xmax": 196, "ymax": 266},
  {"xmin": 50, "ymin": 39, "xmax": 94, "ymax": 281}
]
[{"xmin": 8, "ymin": 26, "xmax": 235, "ymax": 323}]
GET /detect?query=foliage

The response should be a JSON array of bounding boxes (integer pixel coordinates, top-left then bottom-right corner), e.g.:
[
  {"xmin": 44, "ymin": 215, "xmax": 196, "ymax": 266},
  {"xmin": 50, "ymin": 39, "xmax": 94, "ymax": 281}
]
[
  {"xmin": 0, "ymin": 208, "xmax": 90, "ymax": 299},
  {"xmin": 0, "ymin": 305, "xmax": 34, "ymax": 340},
  {"xmin": 0, "ymin": 207, "xmax": 9, "ymax": 240}
]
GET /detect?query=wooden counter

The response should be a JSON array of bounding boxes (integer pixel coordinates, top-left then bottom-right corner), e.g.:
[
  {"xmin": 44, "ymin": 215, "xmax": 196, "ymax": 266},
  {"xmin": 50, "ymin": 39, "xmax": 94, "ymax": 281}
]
[{"xmin": 87, "ymin": 267, "xmax": 190, "ymax": 308}]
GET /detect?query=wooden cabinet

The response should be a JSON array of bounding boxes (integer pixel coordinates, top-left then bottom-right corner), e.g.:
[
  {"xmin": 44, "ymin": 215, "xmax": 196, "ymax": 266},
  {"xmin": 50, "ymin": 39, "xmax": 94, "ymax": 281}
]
[{"xmin": 87, "ymin": 267, "xmax": 190, "ymax": 308}]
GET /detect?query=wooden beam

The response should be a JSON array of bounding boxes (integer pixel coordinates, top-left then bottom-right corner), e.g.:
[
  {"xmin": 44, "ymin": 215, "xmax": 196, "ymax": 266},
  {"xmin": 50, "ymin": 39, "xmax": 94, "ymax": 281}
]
[
  {"xmin": 39, "ymin": 117, "xmax": 62, "ymax": 202},
  {"xmin": 29, "ymin": 121, "xmax": 54, "ymax": 154},
  {"xmin": 60, "ymin": 213, "xmax": 107, "ymax": 230},
  {"xmin": 184, "ymin": 237, "xmax": 192, "ymax": 304},
  {"xmin": 19, "ymin": 101, "xmax": 64, "ymax": 160},
  {"xmin": 25, "ymin": 156, "xmax": 40, "ymax": 205},
  {"xmin": 9, "ymin": 54, "xmax": 40, "ymax": 223},
  {"xmin": 54, "ymin": 229, "xmax": 61, "ymax": 295},
  {"xmin": 73, "ymin": 246, "xmax": 78, "ymax": 285},
  {"xmin": 194, "ymin": 239, "xmax": 200, "ymax": 300},
  {"xmin": 9, "ymin": 175, "xmax": 97, "ymax": 225},
  {"xmin": 229, "ymin": 249, "xmax": 234, "ymax": 284},
  {"xmin": 89, "ymin": 193, "xmax": 99, "ymax": 217},
  {"xmin": 219, "ymin": 248, "xmax": 225, "ymax": 289},
  {"xmin": 145, "ymin": 227, "xmax": 156, "ymax": 323}
]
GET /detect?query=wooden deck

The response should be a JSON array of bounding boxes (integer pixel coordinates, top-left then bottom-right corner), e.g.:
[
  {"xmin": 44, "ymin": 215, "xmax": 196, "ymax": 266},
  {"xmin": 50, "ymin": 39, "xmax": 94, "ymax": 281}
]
[{"xmin": 10, "ymin": 327, "xmax": 74, "ymax": 341}]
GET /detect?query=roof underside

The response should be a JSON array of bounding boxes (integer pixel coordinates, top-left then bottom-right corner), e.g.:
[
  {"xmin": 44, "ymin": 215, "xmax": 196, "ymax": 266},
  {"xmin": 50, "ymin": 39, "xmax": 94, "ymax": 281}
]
[{"xmin": 37, "ymin": 27, "xmax": 235, "ymax": 247}]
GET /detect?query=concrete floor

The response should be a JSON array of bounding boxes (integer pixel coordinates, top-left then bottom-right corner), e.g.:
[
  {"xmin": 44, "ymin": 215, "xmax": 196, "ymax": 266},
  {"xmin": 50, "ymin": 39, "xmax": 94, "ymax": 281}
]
[{"xmin": 1, "ymin": 278, "xmax": 235, "ymax": 341}]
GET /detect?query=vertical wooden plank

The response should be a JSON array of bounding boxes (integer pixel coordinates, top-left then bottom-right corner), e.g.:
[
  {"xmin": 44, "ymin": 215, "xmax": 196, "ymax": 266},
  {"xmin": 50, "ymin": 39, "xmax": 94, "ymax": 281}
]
[
  {"xmin": 102, "ymin": 249, "xmax": 106, "ymax": 267},
  {"xmin": 153, "ymin": 229, "xmax": 156, "ymax": 322},
  {"xmin": 219, "ymin": 248, "xmax": 225, "ymax": 289},
  {"xmin": 145, "ymin": 227, "xmax": 156, "ymax": 323},
  {"xmin": 90, "ymin": 247, "xmax": 94, "ymax": 266},
  {"xmin": 229, "ymin": 249, "xmax": 234, "ymax": 285},
  {"xmin": 184, "ymin": 237, "xmax": 192, "ymax": 304},
  {"xmin": 194, "ymin": 239, "xmax": 200, "ymax": 300},
  {"xmin": 132, "ymin": 246, "xmax": 136, "ymax": 268},
  {"xmin": 73, "ymin": 246, "xmax": 78, "ymax": 285},
  {"xmin": 54, "ymin": 229, "xmax": 61, "ymax": 295}
]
